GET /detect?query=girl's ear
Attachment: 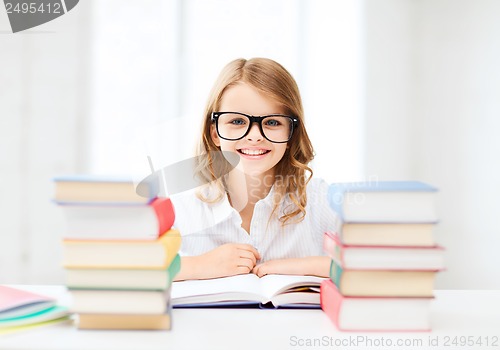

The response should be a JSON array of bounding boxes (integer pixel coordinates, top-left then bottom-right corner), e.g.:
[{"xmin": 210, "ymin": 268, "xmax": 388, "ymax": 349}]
[{"xmin": 210, "ymin": 124, "xmax": 221, "ymax": 147}]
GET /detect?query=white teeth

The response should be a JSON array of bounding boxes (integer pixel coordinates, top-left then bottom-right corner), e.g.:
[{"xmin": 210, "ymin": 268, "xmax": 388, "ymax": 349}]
[{"xmin": 240, "ymin": 149, "xmax": 268, "ymax": 155}]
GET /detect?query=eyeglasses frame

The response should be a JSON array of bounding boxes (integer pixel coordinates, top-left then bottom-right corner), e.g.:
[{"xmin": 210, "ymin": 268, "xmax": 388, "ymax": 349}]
[{"xmin": 211, "ymin": 111, "xmax": 299, "ymax": 144}]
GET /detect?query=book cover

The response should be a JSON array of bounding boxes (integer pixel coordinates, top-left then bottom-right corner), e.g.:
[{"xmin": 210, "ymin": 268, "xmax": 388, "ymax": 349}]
[
  {"xmin": 328, "ymin": 181, "xmax": 438, "ymax": 223},
  {"xmin": 0, "ymin": 316, "xmax": 72, "ymax": 336},
  {"xmin": 320, "ymin": 279, "xmax": 432, "ymax": 331},
  {"xmin": 0, "ymin": 286, "xmax": 55, "ymax": 319},
  {"xmin": 0, "ymin": 305, "xmax": 70, "ymax": 329},
  {"xmin": 0, "ymin": 287, "xmax": 70, "ymax": 331}
]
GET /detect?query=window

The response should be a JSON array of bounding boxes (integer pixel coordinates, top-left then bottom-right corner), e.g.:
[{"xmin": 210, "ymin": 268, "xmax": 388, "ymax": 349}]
[{"xmin": 88, "ymin": 0, "xmax": 364, "ymax": 185}]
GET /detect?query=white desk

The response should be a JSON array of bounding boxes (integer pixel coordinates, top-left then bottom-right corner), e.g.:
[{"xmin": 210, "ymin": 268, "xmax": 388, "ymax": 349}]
[{"xmin": 1, "ymin": 286, "xmax": 499, "ymax": 350}]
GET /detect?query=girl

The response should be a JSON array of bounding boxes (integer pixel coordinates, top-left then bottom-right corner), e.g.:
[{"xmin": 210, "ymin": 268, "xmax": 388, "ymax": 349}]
[{"xmin": 172, "ymin": 58, "xmax": 339, "ymax": 280}]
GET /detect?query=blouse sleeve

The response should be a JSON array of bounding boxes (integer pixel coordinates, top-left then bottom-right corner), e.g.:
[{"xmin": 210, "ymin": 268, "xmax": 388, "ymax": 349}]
[{"xmin": 307, "ymin": 178, "xmax": 341, "ymax": 254}]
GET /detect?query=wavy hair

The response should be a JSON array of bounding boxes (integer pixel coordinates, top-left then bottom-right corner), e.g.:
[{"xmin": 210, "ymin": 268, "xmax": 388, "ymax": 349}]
[{"xmin": 195, "ymin": 58, "xmax": 315, "ymax": 225}]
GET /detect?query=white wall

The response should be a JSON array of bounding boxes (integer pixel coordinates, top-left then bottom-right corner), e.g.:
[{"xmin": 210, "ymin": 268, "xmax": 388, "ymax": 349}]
[
  {"xmin": 415, "ymin": 0, "xmax": 500, "ymax": 289},
  {"xmin": 1, "ymin": 0, "xmax": 499, "ymax": 288},
  {"xmin": 363, "ymin": 0, "xmax": 500, "ymax": 289},
  {"xmin": 0, "ymin": 2, "xmax": 92, "ymax": 283},
  {"xmin": 363, "ymin": 0, "xmax": 417, "ymax": 179},
  {"xmin": 302, "ymin": 0, "xmax": 365, "ymax": 182}
]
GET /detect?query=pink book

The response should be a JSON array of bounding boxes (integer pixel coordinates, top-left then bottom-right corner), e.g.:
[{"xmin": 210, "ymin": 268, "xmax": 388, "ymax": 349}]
[
  {"xmin": 323, "ymin": 231, "xmax": 445, "ymax": 271},
  {"xmin": 0, "ymin": 286, "xmax": 55, "ymax": 319},
  {"xmin": 320, "ymin": 279, "xmax": 432, "ymax": 332}
]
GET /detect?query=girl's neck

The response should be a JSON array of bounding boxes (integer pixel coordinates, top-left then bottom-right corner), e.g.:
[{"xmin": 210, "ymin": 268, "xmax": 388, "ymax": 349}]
[{"xmin": 226, "ymin": 168, "xmax": 275, "ymax": 212}]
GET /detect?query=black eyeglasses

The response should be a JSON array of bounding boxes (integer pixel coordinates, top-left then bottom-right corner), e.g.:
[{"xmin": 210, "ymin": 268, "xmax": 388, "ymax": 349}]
[{"xmin": 211, "ymin": 112, "xmax": 298, "ymax": 143}]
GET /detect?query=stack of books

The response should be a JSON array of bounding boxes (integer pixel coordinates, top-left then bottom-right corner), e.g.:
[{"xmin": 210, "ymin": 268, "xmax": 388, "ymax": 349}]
[
  {"xmin": 0, "ymin": 286, "xmax": 70, "ymax": 335},
  {"xmin": 54, "ymin": 176, "xmax": 181, "ymax": 330},
  {"xmin": 320, "ymin": 181, "xmax": 444, "ymax": 331}
]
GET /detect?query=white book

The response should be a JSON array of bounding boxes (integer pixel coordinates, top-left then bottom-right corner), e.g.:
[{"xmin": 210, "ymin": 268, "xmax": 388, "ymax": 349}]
[
  {"xmin": 171, "ymin": 274, "xmax": 325, "ymax": 308},
  {"xmin": 328, "ymin": 181, "xmax": 438, "ymax": 223},
  {"xmin": 70, "ymin": 289, "xmax": 170, "ymax": 314},
  {"xmin": 59, "ymin": 197, "xmax": 174, "ymax": 241},
  {"xmin": 324, "ymin": 231, "xmax": 445, "ymax": 270}
]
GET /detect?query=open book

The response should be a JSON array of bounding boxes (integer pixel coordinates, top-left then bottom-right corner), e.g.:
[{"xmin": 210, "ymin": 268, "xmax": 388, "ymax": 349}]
[{"xmin": 171, "ymin": 274, "xmax": 325, "ymax": 308}]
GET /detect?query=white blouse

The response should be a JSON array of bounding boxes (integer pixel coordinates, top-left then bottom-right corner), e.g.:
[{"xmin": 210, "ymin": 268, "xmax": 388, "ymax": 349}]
[{"xmin": 169, "ymin": 178, "xmax": 340, "ymax": 262}]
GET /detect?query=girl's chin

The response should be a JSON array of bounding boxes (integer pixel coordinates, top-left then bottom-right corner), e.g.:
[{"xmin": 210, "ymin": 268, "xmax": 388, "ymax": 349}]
[{"xmin": 234, "ymin": 164, "xmax": 275, "ymax": 178}]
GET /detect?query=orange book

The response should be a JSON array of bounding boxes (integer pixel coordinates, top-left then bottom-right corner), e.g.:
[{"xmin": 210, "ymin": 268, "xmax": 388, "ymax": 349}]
[
  {"xmin": 77, "ymin": 312, "xmax": 171, "ymax": 330},
  {"xmin": 62, "ymin": 229, "xmax": 181, "ymax": 269}
]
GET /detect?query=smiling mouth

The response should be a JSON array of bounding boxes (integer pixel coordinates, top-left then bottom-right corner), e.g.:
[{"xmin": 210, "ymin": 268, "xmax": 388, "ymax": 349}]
[{"xmin": 237, "ymin": 149, "xmax": 271, "ymax": 156}]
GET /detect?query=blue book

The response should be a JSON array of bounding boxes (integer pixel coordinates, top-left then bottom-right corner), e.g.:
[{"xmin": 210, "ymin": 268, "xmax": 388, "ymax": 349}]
[{"xmin": 328, "ymin": 181, "xmax": 438, "ymax": 223}]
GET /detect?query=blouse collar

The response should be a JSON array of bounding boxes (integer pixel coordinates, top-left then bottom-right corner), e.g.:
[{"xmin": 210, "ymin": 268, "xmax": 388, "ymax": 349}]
[{"xmin": 210, "ymin": 184, "xmax": 280, "ymax": 225}]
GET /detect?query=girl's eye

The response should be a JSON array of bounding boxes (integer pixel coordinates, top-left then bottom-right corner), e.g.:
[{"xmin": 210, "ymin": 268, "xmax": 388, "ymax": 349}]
[
  {"xmin": 229, "ymin": 118, "xmax": 246, "ymax": 125},
  {"xmin": 264, "ymin": 119, "xmax": 281, "ymax": 127}
]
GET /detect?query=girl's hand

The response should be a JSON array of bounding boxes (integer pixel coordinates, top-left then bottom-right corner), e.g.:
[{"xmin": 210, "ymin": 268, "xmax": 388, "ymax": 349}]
[
  {"xmin": 252, "ymin": 256, "xmax": 330, "ymax": 278},
  {"xmin": 195, "ymin": 243, "xmax": 261, "ymax": 279}
]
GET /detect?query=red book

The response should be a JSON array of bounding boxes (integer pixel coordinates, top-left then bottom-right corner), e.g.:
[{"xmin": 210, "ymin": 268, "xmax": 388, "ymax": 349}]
[
  {"xmin": 323, "ymin": 231, "xmax": 444, "ymax": 270},
  {"xmin": 320, "ymin": 279, "xmax": 432, "ymax": 331},
  {"xmin": 60, "ymin": 197, "xmax": 175, "ymax": 240}
]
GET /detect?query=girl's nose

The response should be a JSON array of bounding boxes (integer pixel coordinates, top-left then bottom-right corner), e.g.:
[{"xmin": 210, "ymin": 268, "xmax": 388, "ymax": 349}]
[{"xmin": 246, "ymin": 123, "xmax": 263, "ymax": 141}]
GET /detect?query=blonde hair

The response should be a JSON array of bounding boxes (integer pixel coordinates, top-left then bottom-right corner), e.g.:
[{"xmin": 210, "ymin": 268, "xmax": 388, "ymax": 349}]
[{"xmin": 195, "ymin": 58, "xmax": 315, "ymax": 224}]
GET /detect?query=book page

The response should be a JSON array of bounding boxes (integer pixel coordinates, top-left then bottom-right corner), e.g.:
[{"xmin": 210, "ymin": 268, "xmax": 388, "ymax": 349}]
[
  {"xmin": 259, "ymin": 275, "xmax": 325, "ymax": 300},
  {"xmin": 270, "ymin": 292, "xmax": 321, "ymax": 308},
  {"xmin": 171, "ymin": 274, "xmax": 265, "ymax": 305},
  {"xmin": 171, "ymin": 274, "xmax": 326, "ymax": 306}
]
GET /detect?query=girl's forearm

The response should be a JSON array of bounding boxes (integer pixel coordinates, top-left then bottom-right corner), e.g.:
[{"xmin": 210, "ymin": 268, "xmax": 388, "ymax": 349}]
[
  {"xmin": 175, "ymin": 255, "xmax": 331, "ymax": 280},
  {"xmin": 284, "ymin": 256, "xmax": 331, "ymax": 277},
  {"xmin": 301, "ymin": 256, "xmax": 331, "ymax": 277},
  {"xmin": 252, "ymin": 256, "xmax": 331, "ymax": 277},
  {"xmin": 173, "ymin": 256, "xmax": 202, "ymax": 281}
]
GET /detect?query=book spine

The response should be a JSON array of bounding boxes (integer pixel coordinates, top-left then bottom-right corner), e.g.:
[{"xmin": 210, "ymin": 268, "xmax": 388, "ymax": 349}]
[
  {"xmin": 323, "ymin": 232, "xmax": 344, "ymax": 266},
  {"xmin": 159, "ymin": 229, "xmax": 182, "ymax": 268},
  {"xmin": 152, "ymin": 198, "xmax": 175, "ymax": 235},
  {"xmin": 166, "ymin": 254, "xmax": 181, "ymax": 285},
  {"xmin": 320, "ymin": 280, "xmax": 343, "ymax": 330},
  {"xmin": 329, "ymin": 259, "xmax": 343, "ymax": 290}
]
